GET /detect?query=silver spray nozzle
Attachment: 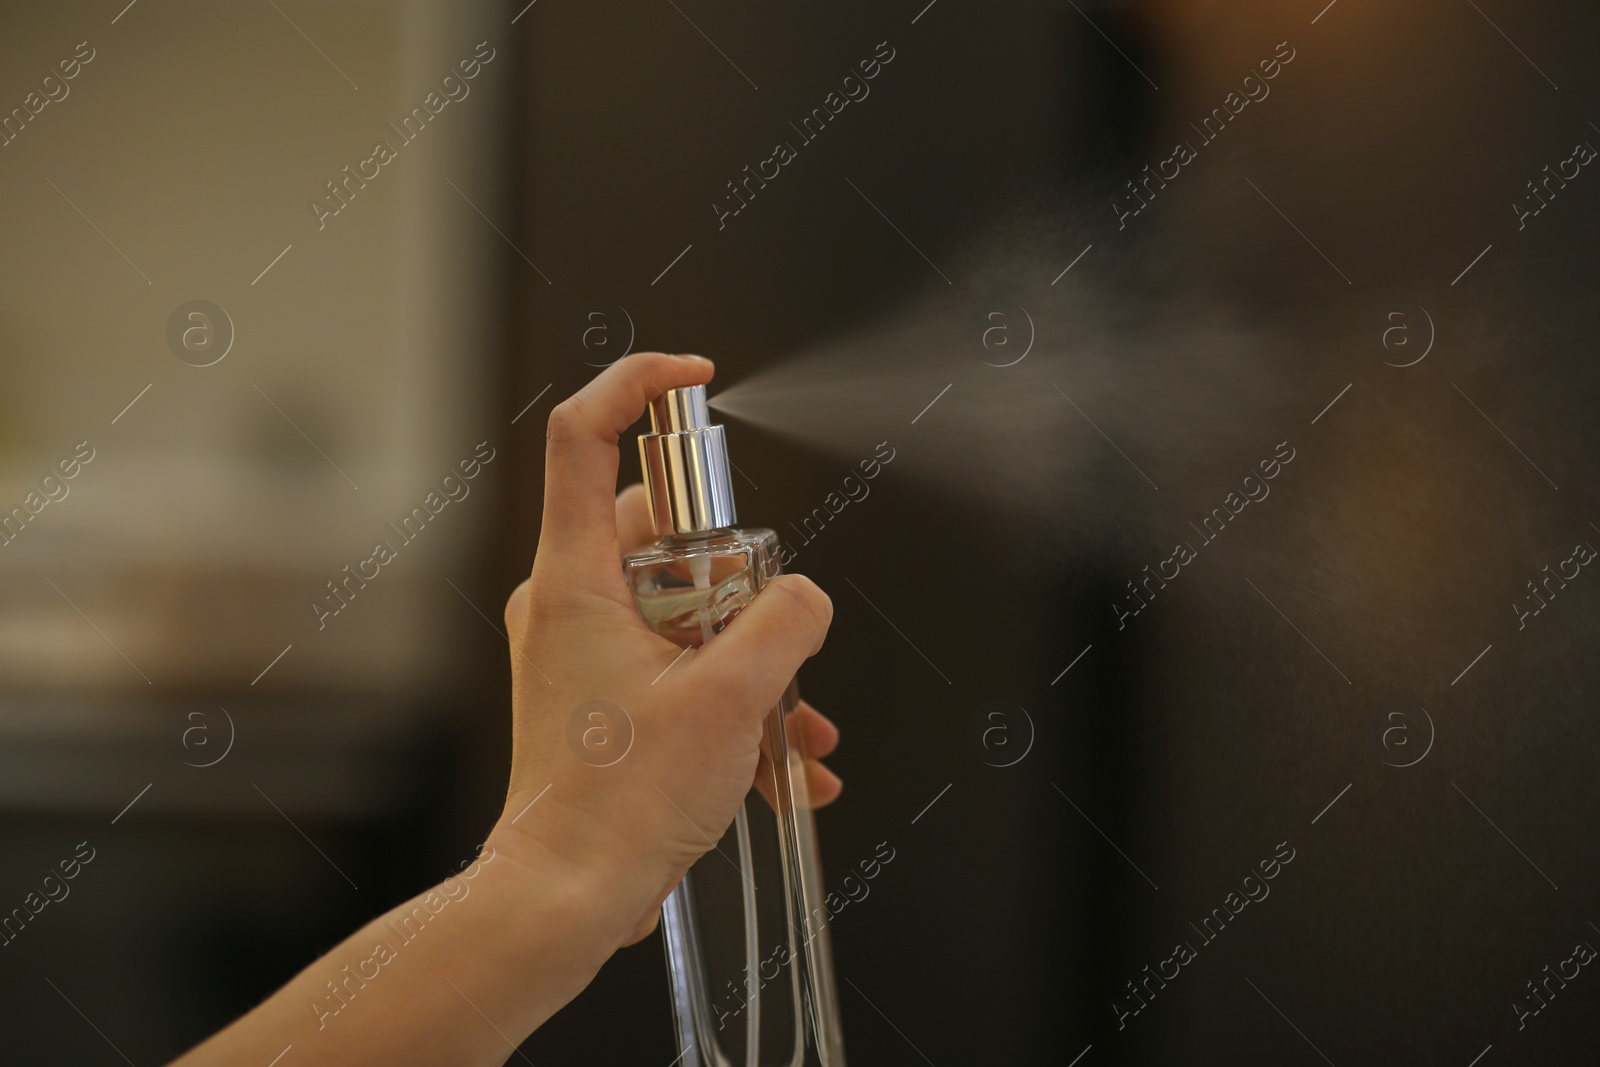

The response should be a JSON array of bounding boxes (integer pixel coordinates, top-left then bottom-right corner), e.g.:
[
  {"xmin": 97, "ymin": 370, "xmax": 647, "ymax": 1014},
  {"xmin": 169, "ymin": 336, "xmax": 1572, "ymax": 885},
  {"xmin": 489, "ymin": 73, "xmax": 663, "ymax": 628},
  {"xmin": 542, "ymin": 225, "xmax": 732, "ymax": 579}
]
[{"xmin": 639, "ymin": 384, "xmax": 738, "ymax": 535}]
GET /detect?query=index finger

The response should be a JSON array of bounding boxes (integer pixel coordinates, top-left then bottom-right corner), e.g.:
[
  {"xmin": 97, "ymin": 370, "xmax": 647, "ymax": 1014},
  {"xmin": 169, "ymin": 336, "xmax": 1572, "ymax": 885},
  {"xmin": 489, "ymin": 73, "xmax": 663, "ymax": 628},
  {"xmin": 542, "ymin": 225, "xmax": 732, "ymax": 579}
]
[
  {"xmin": 539, "ymin": 352, "xmax": 715, "ymax": 586},
  {"xmin": 684, "ymin": 574, "xmax": 833, "ymax": 715}
]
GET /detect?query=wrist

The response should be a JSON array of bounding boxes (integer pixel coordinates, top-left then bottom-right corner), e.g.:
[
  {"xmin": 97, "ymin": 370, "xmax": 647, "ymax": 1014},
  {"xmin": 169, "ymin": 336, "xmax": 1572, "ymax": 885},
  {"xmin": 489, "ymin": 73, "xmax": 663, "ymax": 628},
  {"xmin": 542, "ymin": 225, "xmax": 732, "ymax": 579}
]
[
  {"xmin": 452, "ymin": 821, "xmax": 623, "ymax": 1026},
  {"xmin": 483, "ymin": 789, "xmax": 651, "ymax": 955}
]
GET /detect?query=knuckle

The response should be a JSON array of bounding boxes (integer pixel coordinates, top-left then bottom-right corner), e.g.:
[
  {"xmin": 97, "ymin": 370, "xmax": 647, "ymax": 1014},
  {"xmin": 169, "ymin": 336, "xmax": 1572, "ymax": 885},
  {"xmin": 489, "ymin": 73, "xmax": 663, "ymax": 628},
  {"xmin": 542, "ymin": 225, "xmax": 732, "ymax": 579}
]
[
  {"xmin": 622, "ymin": 350, "xmax": 671, "ymax": 373},
  {"xmin": 503, "ymin": 578, "xmax": 531, "ymax": 632},
  {"xmin": 545, "ymin": 396, "xmax": 584, "ymax": 442},
  {"xmin": 768, "ymin": 574, "xmax": 833, "ymax": 633},
  {"xmin": 622, "ymin": 351, "xmax": 684, "ymax": 384}
]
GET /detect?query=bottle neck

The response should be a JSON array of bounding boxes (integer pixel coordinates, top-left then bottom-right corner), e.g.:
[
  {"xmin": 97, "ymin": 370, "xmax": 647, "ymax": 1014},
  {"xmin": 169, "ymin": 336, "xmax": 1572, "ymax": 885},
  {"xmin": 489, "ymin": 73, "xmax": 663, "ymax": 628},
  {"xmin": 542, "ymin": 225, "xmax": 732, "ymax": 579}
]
[{"xmin": 659, "ymin": 525, "xmax": 739, "ymax": 548}]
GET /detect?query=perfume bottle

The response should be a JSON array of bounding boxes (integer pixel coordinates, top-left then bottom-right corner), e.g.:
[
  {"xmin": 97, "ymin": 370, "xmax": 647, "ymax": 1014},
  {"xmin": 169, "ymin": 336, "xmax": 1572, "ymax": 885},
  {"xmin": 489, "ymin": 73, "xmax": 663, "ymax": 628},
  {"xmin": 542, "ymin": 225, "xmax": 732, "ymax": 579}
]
[{"xmin": 624, "ymin": 385, "xmax": 846, "ymax": 1067}]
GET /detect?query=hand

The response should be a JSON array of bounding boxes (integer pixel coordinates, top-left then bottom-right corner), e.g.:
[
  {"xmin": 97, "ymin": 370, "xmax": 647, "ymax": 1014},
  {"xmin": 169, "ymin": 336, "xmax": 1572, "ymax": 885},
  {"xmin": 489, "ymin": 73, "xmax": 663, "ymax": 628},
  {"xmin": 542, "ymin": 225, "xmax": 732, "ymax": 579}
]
[
  {"xmin": 613, "ymin": 479, "xmax": 843, "ymax": 817},
  {"xmin": 489, "ymin": 352, "xmax": 841, "ymax": 951}
]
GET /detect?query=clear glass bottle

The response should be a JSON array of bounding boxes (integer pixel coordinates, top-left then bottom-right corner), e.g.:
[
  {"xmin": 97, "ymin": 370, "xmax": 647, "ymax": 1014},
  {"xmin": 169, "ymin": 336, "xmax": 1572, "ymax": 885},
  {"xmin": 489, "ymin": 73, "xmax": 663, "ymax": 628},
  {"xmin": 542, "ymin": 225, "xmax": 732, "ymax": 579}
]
[{"xmin": 624, "ymin": 385, "xmax": 846, "ymax": 1067}]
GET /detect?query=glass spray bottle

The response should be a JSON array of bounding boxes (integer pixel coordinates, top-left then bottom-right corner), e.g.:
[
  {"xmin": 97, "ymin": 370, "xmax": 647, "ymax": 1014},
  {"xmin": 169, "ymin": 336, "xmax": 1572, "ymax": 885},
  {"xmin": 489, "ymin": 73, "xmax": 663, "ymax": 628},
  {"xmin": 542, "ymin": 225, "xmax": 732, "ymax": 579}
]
[{"xmin": 624, "ymin": 385, "xmax": 847, "ymax": 1067}]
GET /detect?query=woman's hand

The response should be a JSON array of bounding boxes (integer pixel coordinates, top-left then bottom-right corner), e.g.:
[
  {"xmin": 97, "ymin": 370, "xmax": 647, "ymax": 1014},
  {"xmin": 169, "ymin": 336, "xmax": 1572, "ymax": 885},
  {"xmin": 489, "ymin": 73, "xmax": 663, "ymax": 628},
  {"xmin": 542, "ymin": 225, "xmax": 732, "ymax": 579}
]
[
  {"xmin": 167, "ymin": 352, "xmax": 841, "ymax": 1067},
  {"xmin": 488, "ymin": 351, "xmax": 841, "ymax": 952},
  {"xmin": 612, "ymin": 479, "xmax": 844, "ymax": 821}
]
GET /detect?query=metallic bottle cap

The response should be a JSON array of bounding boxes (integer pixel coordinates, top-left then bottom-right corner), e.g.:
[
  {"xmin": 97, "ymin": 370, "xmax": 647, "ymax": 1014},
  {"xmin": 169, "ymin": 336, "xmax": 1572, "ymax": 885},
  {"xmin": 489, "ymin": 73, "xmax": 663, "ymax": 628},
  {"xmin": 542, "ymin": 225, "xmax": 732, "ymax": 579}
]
[{"xmin": 639, "ymin": 384, "xmax": 738, "ymax": 535}]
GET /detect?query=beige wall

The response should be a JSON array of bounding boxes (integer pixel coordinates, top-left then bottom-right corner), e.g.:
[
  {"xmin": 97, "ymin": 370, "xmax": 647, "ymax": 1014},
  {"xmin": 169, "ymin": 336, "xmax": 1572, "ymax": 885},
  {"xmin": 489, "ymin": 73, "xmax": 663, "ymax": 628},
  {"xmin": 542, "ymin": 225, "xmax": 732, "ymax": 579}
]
[{"xmin": 0, "ymin": 1, "xmax": 506, "ymax": 696}]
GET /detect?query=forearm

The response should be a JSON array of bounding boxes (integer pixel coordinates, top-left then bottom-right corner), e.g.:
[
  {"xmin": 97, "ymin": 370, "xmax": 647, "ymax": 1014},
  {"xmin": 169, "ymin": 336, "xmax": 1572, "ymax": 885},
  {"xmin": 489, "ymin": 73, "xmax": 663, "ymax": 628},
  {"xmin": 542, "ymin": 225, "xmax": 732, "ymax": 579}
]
[
  {"xmin": 168, "ymin": 352, "xmax": 838, "ymax": 1066},
  {"xmin": 171, "ymin": 836, "xmax": 619, "ymax": 1067}
]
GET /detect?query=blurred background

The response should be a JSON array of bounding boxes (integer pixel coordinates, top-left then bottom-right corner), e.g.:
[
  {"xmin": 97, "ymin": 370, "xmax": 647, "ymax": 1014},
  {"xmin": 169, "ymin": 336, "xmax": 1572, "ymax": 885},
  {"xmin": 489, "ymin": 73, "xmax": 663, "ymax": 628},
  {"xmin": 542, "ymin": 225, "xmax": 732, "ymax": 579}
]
[{"xmin": 3, "ymin": 0, "xmax": 1600, "ymax": 1063}]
